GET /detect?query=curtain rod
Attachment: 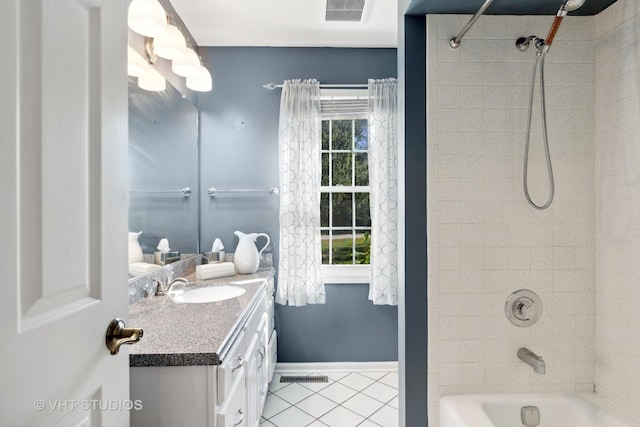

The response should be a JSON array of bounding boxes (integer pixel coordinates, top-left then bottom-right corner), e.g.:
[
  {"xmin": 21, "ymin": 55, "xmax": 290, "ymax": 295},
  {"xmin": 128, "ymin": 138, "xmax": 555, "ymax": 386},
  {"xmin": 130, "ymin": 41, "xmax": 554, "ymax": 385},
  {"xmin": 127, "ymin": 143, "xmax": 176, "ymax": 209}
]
[
  {"xmin": 263, "ymin": 82, "xmax": 368, "ymax": 90},
  {"xmin": 449, "ymin": 0, "xmax": 495, "ymax": 48}
]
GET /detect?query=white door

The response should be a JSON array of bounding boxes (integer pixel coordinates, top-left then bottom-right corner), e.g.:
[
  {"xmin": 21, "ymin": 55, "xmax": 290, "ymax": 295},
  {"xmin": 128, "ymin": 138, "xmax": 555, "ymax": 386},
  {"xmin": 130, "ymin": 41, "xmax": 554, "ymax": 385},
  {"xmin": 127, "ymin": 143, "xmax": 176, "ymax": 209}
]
[{"xmin": 0, "ymin": 1, "xmax": 131, "ymax": 426}]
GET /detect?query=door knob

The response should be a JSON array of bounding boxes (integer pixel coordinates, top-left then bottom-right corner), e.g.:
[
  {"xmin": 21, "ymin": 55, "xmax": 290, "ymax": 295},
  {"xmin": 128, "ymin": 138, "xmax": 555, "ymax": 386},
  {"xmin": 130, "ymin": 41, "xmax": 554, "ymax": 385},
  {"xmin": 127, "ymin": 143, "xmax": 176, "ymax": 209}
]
[{"xmin": 106, "ymin": 318, "xmax": 143, "ymax": 355}]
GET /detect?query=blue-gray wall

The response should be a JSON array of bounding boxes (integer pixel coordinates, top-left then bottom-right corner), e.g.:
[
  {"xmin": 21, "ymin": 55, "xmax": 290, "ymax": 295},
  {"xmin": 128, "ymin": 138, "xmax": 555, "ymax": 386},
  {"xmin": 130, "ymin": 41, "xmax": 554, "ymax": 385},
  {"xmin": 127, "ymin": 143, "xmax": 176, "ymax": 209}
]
[{"xmin": 198, "ymin": 47, "xmax": 398, "ymax": 362}]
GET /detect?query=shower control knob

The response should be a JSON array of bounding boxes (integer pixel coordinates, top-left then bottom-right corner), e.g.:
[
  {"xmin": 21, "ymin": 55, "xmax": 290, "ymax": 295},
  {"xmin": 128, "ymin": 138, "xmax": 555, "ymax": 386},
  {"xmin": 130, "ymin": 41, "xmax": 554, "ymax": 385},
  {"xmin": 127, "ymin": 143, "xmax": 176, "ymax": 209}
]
[
  {"xmin": 505, "ymin": 290, "xmax": 542, "ymax": 327},
  {"xmin": 523, "ymin": 305, "xmax": 536, "ymax": 319},
  {"xmin": 514, "ymin": 299, "xmax": 536, "ymax": 320}
]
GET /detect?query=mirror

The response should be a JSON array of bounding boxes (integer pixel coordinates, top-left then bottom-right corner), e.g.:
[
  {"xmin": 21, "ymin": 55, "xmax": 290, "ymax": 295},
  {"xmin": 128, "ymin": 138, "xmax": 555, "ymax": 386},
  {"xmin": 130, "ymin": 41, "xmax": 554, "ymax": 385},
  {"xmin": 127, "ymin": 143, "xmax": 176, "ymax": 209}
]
[{"xmin": 128, "ymin": 78, "xmax": 200, "ymax": 265}]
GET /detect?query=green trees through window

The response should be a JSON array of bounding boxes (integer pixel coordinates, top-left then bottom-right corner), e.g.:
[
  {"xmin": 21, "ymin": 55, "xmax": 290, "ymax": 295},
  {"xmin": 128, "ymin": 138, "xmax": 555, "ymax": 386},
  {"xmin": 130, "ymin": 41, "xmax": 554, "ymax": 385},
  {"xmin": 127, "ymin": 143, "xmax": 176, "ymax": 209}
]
[{"xmin": 320, "ymin": 119, "xmax": 371, "ymax": 265}]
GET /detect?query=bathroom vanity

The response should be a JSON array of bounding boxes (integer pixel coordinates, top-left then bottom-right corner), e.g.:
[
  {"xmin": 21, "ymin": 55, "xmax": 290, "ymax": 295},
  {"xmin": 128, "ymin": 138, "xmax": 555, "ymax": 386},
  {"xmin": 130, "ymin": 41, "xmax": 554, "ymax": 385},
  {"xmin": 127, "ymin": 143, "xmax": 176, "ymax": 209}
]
[{"xmin": 129, "ymin": 269, "xmax": 276, "ymax": 427}]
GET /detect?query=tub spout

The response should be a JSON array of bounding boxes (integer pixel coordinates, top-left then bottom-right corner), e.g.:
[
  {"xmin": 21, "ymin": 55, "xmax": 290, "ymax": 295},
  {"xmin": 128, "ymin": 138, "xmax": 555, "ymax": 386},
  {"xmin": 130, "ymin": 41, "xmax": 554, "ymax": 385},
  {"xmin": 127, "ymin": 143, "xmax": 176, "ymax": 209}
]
[{"xmin": 518, "ymin": 347, "xmax": 546, "ymax": 374}]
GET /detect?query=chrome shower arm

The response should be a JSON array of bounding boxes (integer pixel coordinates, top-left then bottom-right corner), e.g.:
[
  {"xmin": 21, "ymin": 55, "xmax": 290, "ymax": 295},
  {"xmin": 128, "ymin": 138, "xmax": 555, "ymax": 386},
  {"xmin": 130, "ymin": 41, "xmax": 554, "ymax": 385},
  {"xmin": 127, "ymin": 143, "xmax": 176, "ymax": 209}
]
[{"xmin": 449, "ymin": 0, "xmax": 495, "ymax": 49}]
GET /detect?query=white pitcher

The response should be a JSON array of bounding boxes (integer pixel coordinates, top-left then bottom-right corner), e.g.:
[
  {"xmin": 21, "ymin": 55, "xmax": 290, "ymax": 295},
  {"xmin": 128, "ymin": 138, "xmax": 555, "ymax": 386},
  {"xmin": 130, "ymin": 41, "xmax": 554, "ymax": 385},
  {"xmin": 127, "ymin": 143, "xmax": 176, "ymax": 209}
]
[
  {"xmin": 128, "ymin": 231, "xmax": 144, "ymax": 264},
  {"xmin": 233, "ymin": 231, "xmax": 270, "ymax": 274}
]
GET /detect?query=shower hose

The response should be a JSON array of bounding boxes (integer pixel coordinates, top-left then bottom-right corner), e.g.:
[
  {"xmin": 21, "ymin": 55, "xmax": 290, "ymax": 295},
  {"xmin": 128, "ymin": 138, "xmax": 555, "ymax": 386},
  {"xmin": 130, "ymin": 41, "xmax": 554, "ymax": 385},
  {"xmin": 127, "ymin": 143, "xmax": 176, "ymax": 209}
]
[{"xmin": 523, "ymin": 51, "xmax": 554, "ymax": 210}]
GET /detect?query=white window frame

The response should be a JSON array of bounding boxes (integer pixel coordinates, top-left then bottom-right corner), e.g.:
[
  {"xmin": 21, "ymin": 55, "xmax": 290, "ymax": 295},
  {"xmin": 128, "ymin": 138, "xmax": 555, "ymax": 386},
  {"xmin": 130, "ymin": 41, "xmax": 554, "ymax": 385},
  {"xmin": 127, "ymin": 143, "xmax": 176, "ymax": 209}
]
[{"xmin": 319, "ymin": 89, "xmax": 371, "ymax": 284}]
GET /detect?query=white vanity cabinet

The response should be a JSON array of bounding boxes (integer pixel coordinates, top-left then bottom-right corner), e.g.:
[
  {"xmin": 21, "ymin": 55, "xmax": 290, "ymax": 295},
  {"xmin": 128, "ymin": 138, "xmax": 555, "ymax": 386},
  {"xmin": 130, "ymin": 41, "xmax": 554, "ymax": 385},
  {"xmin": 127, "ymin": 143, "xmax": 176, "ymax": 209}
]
[
  {"xmin": 130, "ymin": 277, "xmax": 277, "ymax": 427},
  {"xmin": 248, "ymin": 277, "xmax": 276, "ymax": 425}
]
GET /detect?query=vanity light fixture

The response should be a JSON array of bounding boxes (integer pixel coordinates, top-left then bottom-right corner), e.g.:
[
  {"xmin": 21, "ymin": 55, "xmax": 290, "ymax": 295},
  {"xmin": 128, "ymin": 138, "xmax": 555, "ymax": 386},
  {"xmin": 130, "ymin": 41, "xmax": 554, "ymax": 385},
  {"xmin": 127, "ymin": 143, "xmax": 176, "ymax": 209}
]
[
  {"xmin": 127, "ymin": 1, "xmax": 213, "ymax": 92},
  {"xmin": 138, "ymin": 66, "xmax": 166, "ymax": 92},
  {"xmin": 186, "ymin": 64, "xmax": 213, "ymax": 92},
  {"xmin": 172, "ymin": 47, "xmax": 201, "ymax": 78},
  {"xmin": 128, "ymin": 0, "xmax": 167, "ymax": 38},
  {"xmin": 127, "ymin": 45, "xmax": 149, "ymax": 77},
  {"xmin": 153, "ymin": 23, "xmax": 186, "ymax": 60}
]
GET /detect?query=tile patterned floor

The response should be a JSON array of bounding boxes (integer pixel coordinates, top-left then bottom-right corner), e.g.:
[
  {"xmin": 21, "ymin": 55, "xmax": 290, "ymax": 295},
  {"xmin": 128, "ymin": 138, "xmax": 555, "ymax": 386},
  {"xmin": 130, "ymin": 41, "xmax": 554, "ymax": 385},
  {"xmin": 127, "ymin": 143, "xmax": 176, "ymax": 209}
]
[{"xmin": 260, "ymin": 371, "xmax": 399, "ymax": 427}]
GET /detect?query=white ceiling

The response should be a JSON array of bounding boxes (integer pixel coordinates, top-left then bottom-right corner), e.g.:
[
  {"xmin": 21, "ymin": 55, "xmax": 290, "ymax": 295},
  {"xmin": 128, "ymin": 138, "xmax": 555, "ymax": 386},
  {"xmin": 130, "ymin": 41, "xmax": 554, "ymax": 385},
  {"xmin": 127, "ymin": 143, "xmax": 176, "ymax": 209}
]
[{"xmin": 169, "ymin": 0, "xmax": 398, "ymax": 48}]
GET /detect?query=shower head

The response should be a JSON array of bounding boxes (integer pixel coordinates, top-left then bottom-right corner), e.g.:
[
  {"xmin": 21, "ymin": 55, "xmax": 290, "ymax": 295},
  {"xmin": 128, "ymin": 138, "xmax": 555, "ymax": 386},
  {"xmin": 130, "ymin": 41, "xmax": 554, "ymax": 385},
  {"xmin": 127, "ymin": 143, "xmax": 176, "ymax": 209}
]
[{"xmin": 561, "ymin": 0, "xmax": 586, "ymax": 12}]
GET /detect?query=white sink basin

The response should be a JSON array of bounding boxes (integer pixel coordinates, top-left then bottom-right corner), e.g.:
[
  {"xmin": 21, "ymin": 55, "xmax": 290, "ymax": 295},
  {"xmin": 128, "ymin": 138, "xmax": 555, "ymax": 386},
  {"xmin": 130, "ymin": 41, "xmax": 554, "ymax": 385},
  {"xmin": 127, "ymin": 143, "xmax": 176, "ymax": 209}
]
[{"xmin": 170, "ymin": 285, "xmax": 246, "ymax": 304}]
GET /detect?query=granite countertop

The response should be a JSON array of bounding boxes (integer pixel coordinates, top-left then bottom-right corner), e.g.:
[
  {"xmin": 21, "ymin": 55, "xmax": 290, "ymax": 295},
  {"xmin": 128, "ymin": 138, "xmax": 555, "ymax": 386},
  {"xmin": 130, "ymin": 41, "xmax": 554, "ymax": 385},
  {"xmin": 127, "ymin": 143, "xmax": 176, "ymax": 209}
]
[{"xmin": 128, "ymin": 268, "xmax": 274, "ymax": 367}]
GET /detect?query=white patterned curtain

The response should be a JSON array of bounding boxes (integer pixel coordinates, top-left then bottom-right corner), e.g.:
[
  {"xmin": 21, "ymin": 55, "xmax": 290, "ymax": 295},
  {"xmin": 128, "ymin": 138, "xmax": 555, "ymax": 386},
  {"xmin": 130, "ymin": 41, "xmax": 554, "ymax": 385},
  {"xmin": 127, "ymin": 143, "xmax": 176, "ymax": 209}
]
[
  {"xmin": 276, "ymin": 79, "xmax": 326, "ymax": 306},
  {"xmin": 368, "ymin": 78, "xmax": 399, "ymax": 305}
]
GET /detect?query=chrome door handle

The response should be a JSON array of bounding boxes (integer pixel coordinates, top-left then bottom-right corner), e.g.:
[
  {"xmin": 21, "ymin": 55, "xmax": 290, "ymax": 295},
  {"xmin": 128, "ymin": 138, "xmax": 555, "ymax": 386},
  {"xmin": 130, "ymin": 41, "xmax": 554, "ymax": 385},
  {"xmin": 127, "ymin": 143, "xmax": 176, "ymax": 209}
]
[
  {"xmin": 106, "ymin": 318, "xmax": 143, "ymax": 355},
  {"xmin": 257, "ymin": 345, "xmax": 265, "ymax": 369},
  {"xmin": 233, "ymin": 408, "xmax": 244, "ymax": 425},
  {"xmin": 231, "ymin": 356, "xmax": 244, "ymax": 372}
]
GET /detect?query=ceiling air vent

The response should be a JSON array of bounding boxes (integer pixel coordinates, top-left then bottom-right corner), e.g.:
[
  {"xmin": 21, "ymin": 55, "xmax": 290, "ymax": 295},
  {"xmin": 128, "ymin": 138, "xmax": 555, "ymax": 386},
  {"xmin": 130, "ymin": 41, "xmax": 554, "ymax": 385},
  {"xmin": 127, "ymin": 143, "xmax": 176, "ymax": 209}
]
[{"xmin": 326, "ymin": 0, "xmax": 366, "ymax": 22}]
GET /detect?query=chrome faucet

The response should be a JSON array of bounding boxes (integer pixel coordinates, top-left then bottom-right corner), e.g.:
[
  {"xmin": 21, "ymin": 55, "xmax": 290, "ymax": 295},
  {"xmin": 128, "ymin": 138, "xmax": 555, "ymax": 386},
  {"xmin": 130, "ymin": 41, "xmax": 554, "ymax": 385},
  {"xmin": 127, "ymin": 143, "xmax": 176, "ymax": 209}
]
[
  {"xmin": 155, "ymin": 276, "xmax": 188, "ymax": 296},
  {"xmin": 167, "ymin": 277, "xmax": 188, "ymax": 293},
  {"xmin": 518, "ymin": 347, "xmax": 546, "ymax": 374}
]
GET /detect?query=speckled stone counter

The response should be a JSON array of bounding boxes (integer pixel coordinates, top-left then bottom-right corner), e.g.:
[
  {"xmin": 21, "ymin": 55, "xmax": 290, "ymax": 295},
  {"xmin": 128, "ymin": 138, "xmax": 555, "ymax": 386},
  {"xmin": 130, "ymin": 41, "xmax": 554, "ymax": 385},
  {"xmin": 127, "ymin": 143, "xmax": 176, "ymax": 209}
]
[{"xmin": 128, "ymin": 268, "xmax": 274, "ymax": 367}]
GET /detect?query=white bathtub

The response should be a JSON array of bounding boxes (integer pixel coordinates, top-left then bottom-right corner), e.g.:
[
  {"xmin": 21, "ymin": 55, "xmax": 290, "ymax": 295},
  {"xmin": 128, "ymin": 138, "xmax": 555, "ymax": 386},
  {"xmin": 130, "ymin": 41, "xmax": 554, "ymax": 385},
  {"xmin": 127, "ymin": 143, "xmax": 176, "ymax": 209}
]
[{"xmin": 439, "ymin": 393, "xmax": 640, "ymax": 427}]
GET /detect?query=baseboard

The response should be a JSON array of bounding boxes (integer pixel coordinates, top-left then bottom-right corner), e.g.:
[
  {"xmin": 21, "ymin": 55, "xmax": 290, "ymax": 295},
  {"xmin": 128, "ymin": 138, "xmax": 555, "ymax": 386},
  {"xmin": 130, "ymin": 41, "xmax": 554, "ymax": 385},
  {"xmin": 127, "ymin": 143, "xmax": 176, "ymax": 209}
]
[{"xmin": 275, "ymin": 361, "xmax": 398, "ymax": 373}]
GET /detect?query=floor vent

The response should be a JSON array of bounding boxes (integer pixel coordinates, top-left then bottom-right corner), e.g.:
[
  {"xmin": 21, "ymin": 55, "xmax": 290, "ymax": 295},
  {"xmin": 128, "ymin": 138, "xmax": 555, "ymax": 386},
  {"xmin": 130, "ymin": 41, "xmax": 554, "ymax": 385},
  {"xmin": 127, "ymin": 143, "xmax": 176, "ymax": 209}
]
[
  {"xmin": 326, "ymin": 0, "xmax": 365, "ymax": 22},
  {"xmin": 280, "ymin": 375, "xmax": 329, "ymax": 383}
]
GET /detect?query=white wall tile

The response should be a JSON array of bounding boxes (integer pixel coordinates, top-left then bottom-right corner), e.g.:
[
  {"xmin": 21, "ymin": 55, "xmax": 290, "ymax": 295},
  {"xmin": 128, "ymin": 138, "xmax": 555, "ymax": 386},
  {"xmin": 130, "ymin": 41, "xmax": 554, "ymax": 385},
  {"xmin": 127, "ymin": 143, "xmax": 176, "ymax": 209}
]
[
  {"xmin": 484, "ymin": 270, "xmax": 508, "ymax": 293},
  {"xmin": 485, "ymin": 247, "xmax": 508, "ymax": 270},
  {"xmin": 483, "ymin": 39, "xmax": 507, "ymax": 62},
  {"xmin": 507, "ymin": 247, "xmax": 531, "ymax": 269},
  {"xmin": 460, "ymin": 109, "xmax": 484, "ymax": 131},
  {"xmin": 461, "ymin": 86, "xmax": 484, "ymax": 109},
  {"xmin": 461, "ymin": 270, "xmax": 485, "ymax": 293},
  {"xmin": 460, "ymin": 39, "xmax": 484, "ymax": 63},
  {"xmin": 594, "ymin": 2, "xmax": 640, "ymax": 419},
  {"xmin": 483, "ymin": 63, "xmax": 507, "ymax": 85}
]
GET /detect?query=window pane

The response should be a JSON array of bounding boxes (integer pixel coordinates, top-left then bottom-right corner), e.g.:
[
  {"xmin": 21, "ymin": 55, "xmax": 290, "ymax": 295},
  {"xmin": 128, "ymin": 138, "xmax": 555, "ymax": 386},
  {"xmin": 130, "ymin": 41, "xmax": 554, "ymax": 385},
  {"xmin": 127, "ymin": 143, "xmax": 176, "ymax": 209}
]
[
  {"xmin": 355, "ymin": 192, "xmax": 371, "ymax": 227},
  {"xmin": 331, "ymin": 230, "xmax": 353, "ymax": 265},
  {"xmin": 319, "ymin": 118, "xmax": 371, "ymax": 267},
  {"xmin": 322, "ymin": 230, "xmax": 330, "ymax": 264},
  {"xmin": 322, "ymin": 120, "xmax": 330, "ymax": 150},
  {"xmin": 322, "ymin": 153, "xmax": 329, "ymax": 186},
  {"xmin": 355, "ymin": 119, "xmax": 368, "ymax": 150},
  {"xmin": 320, "ymin": 192, "xmax": 329, "ymax": 227},
  {"xmin": 331, "ymin": 120, "xmax": 352, "ymax": 150},
  {"xmin": 355, "ymin": 230, "xmax": 371, "ymax": 264},
  {"xmin": 332, "ymin": 193, "xmax": 352, "ymax": 227},
  {"xmin": 354, "ymin": 153, "xmax": 369, "ymax": 186},
  {"xmin": 332, "ymin": 153, "xmax": 352, "ymax": 186}
]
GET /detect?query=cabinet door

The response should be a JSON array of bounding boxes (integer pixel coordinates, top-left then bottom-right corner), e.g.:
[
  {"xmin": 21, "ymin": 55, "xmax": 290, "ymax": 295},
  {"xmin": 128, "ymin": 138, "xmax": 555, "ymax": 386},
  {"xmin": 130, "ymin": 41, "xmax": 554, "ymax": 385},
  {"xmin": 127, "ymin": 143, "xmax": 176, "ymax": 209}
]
[
  {"xmin": 267, "ymin": 329, "xmax": 278, "ymax": 383},
  {"xmin": 217, "ymin": 331, "xmax": 246, "ymax": 405},
  {"xmin": 216, "ymin": 373, "xmax": 247, "ymax": 427},
  {"xmin": 257, "ymin": 314, "xmax": 270, "ymax": 415},
  {"xmin": 266, "ymin": 296, "xmax": 275, "ymax": 339},
  {"xmin": 244, "ymin": 332, "xmax": 260, "ymax": 427}
]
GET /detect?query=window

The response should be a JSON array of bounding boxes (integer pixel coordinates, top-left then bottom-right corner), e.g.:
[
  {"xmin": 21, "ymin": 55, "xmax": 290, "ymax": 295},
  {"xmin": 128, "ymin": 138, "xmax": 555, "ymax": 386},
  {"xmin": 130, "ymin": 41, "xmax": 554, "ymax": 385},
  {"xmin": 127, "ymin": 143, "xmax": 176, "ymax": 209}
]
[{"xmin": 320, "ymin": 115, "xmax": 371, "ymax": 283}]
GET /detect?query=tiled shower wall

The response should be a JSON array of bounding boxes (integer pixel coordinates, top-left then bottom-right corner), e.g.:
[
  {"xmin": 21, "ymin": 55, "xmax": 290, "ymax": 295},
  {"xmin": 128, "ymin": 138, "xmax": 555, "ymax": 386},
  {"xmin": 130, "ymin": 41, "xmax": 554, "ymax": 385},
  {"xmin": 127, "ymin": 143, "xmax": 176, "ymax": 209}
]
[
  {"xmin": 426, "ymin": 14, "xmax": 596, "ymax": 423},
  {"xmin": 594, "ymin": 0, "xmax": 640, "ymax": 420}
]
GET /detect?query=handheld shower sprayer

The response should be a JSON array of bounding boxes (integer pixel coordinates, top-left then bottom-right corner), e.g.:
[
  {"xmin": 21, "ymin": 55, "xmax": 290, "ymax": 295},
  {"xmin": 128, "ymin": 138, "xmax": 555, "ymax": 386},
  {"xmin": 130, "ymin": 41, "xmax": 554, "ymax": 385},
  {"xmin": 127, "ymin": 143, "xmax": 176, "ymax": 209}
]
[
  {"xmin": 545, "ymin": 0, "xmax": 586, "ymax": 48},
  {"xmin": 517, "ymin": 0, "xmax": 586, "ymax": 210},
  {"xmin": 517, "ymin": 0, "xmax": 586, "ymax": 54}
]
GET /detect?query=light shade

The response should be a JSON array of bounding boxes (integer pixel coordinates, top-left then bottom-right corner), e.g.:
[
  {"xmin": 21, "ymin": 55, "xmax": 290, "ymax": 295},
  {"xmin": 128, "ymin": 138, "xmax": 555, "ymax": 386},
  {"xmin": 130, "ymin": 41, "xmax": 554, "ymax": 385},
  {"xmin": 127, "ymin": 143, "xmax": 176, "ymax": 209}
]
[
  {"xmin": 138, "ymin": 66, "xmax": 166, "ymax": 91},
  {"xmin": 128, "ymin": 0, "xmax": 167, "ymax": 38},
  {"xmin": 186, "ymin": 66, "xmax": 213, "ymax": 92},
  {"xmin": 128, "ymin": 45, "xmax": 149, "ymax": 77},
  {"xmin": 172, "ymin": 48, "xmax": 201, "ymax": 77},
  {"xmin": 153, "ymin": 24, "xmax": 186, "ymax": 60}
]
